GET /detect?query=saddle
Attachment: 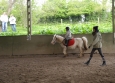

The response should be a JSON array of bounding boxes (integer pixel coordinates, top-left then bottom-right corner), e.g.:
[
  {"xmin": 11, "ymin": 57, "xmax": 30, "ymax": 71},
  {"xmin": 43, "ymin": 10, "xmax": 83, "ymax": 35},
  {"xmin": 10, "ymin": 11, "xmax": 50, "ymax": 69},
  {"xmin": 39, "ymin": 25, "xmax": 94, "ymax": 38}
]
[{"xmin": 63, "ymin": 38, "xmax": 75, "ymax": 46}]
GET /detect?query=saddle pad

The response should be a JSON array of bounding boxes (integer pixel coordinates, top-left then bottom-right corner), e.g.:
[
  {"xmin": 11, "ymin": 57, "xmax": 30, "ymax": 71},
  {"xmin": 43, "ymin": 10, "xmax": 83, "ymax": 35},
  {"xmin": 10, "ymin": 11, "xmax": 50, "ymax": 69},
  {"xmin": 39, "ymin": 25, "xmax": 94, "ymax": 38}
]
[{"xmin": 68, "ymin": 38, "xmax": 75, "ymax": 46}]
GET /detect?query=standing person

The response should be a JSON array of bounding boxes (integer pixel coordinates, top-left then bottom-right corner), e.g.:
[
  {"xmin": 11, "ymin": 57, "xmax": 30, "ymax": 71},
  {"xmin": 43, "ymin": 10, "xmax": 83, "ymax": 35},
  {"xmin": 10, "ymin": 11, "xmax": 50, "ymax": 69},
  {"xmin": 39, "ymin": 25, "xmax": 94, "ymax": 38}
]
[
  {"xmin": 0, "ymin": 12, "xmax": 8, "ymax": 32},
  {"xmin": 65, "ymin": 26, "xmax": 72, "ymax": 46},
  {"xmin": 9, "ymin": 14, "xmax": 16, "ymax": 32},
  {"xmin": 84, "ymin": 26, "xmax": 106, "ymax": 66}
]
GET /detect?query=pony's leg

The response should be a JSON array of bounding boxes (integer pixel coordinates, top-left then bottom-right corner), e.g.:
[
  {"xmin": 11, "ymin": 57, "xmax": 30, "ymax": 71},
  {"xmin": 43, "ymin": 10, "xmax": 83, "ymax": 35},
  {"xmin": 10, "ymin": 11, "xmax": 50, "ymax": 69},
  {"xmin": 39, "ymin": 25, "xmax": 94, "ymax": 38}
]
[
  {"xmin": 82, "ymin": 49, "xmax": 85, "ymax": 57},
  {"xmin": 63, "ymin": 47, "xmax": 67, "ymax": 57},
  {"xmin": 78, "ymin": 47, "xmax": 83, "ymax": 58}
]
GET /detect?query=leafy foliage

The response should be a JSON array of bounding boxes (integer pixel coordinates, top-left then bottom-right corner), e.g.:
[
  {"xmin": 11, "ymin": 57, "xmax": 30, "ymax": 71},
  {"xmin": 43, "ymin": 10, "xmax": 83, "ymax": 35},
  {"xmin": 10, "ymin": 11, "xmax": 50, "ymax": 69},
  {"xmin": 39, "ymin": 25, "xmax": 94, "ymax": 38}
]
[{"xmin": 0, "ymin": 22, "xmax": 112, "ymax": 36}]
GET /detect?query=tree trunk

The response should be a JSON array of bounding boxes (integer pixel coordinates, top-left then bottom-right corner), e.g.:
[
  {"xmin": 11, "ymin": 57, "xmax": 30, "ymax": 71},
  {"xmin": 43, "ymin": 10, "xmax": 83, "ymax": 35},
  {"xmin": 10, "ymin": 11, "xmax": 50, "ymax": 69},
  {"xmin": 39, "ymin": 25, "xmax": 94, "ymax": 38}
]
[{"xmin": 7, "ymin": 0, "xmax": 16, "ymax": 15}]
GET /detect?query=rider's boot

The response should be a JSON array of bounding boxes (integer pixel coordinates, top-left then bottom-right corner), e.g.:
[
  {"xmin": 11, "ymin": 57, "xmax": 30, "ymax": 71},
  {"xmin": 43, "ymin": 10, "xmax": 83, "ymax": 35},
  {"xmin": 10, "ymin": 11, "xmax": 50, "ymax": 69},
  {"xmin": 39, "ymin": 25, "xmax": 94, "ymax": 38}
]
[{"xmin": 65, "ymin": 40, "xmax": 67, "ymax": 47}]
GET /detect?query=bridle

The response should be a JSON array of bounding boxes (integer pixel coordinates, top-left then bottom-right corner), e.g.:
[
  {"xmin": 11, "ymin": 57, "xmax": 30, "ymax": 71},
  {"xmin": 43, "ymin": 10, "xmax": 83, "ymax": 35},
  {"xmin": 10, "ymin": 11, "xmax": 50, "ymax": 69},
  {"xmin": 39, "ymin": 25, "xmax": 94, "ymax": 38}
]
[
  {"xmin": 52, "ymin": 35, "xmax": 57, "ymax": 44},
  {"xmin": 52, "ymin": 35, "xmax": 65, "ymax": 45}
]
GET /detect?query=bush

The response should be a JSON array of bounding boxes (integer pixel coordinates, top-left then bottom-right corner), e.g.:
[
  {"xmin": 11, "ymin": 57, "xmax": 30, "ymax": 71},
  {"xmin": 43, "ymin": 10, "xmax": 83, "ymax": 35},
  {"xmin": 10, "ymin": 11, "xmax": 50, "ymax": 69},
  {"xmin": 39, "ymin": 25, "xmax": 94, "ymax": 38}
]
[{"xmin": 0, "ymin": 21, "xmax": 112, "ymax": 36}]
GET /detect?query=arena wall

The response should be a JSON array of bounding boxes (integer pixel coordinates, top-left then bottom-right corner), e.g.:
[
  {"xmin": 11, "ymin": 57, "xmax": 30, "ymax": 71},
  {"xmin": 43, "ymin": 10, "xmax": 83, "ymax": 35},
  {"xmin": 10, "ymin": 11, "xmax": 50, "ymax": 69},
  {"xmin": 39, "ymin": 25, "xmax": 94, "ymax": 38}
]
[{"xmin": 0, "ymin": 33, "xmax": 115, "ymax": 56}]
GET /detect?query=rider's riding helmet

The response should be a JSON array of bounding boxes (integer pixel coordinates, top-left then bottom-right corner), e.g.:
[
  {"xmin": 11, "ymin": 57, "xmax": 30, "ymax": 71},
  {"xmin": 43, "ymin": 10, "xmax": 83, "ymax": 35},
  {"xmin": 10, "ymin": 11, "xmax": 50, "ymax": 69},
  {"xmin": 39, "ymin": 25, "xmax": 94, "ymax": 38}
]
[
  {"xmin": 93, "ymin": 26, "xmax": 99, "ymax": 32},
  {"xmin": 66, "ymin": 26, "xmax": 69, "ymax": 31}
]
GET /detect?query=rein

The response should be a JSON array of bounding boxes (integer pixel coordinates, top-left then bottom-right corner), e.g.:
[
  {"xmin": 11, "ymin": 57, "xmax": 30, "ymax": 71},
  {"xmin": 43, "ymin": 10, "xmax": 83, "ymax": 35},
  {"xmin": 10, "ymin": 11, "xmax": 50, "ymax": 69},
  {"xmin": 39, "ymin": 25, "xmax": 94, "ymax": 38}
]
[
  {"xmin": 55, "ymin": 35, "xmax": 64, "ymax": 44},
  {"xmin": 53, "ymin": 35, "xmax": 57, "ymax": 43}
]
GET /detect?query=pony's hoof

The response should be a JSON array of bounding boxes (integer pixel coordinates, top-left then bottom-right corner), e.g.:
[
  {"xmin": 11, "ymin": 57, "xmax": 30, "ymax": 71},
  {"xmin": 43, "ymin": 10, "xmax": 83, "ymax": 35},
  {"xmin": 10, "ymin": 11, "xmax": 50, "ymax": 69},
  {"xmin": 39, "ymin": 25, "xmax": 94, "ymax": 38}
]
[
  {"xmin": 77, "ymin": 56, "xmax": 81, "ymax": 58},
  {"xmin": 63, "ymin": 55, "xmax": 66, "ymax": 58},
  {"xmin": 66, "ymin": 54, "xmax": 69, "ymax": 56},
  {"xmin": 82, "ymin": 54, "xmax": 84, "ymax": 57}
]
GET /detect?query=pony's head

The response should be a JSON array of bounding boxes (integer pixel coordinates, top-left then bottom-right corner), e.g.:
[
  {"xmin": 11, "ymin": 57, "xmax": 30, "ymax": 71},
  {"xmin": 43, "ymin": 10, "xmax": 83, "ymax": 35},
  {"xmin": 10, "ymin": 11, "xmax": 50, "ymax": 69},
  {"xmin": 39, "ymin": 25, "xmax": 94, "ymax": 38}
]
[
  {"xmin": 51, "ymin": 34, "xmax": 64, "ymax": 45},
  {"xmin": 51, "ymin": 34, "xmax": 57, "ymax": 45}
]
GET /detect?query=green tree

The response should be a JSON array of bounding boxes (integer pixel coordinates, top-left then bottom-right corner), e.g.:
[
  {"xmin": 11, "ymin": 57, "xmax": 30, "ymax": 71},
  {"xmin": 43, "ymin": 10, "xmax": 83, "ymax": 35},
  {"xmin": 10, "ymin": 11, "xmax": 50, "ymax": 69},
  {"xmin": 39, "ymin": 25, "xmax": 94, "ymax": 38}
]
[
  {"xmin": 40, "ymin": 0, "xmax": 67, "ymax": 22},
  {"xmin": 0, "ymin": 0, "xmax": 8, "ymax": 14}
]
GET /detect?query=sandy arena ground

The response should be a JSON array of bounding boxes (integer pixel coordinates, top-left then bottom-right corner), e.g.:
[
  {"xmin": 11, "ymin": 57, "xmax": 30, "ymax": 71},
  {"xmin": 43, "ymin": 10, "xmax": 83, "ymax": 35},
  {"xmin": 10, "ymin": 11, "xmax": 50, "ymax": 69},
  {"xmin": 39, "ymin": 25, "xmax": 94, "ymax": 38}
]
[{"xmin": 0, "ymin": 53, "xmax": 115, "ymax": 83}]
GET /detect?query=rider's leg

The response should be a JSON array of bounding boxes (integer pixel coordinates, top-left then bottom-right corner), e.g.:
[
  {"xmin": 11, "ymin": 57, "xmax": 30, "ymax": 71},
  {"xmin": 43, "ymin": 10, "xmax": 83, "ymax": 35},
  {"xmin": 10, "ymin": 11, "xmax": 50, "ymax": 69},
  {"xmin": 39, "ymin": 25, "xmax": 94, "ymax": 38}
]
[
  {"xmin": 66, "ymin": 40, "xmax": 69, "ymax": 46},
  {"xmin": 65, "ymin": 39, "xmax": 67, "ymax": 46}
]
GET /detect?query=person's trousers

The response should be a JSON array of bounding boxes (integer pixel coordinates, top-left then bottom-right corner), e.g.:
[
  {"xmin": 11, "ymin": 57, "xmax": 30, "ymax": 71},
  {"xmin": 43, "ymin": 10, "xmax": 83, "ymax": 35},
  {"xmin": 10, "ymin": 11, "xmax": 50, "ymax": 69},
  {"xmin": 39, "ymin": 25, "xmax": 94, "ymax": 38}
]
[
  {"xmin": 90, "ymin": 48, "xmax": 104, "ymax": 57},
  {"xmin": 11, "ymin": 24, "xmax": 16, "ymax": 32},
  {"xmin": 88, "ymin": 48, "xmax": 105, "ymax": 61},
  {"xmin": 2, "ymin": 22, "xmax": 7, "ymax": 32}
]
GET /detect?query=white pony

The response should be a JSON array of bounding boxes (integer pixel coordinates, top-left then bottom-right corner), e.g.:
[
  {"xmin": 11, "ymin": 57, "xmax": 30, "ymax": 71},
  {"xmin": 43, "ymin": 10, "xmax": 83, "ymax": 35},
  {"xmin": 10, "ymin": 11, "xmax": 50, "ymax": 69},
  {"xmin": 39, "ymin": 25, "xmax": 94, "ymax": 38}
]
[{"xmin": 51, "ymin": 34, "xmax": 88, "ymax": 57}]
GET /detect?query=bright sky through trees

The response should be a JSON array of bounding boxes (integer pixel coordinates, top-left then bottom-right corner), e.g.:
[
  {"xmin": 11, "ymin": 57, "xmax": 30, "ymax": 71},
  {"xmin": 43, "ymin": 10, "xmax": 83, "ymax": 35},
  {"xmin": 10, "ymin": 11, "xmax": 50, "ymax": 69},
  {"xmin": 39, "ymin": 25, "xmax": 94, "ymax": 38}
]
[{"xmin": 35, "ymin": 0, "xmax": 47, "ymax": 6}]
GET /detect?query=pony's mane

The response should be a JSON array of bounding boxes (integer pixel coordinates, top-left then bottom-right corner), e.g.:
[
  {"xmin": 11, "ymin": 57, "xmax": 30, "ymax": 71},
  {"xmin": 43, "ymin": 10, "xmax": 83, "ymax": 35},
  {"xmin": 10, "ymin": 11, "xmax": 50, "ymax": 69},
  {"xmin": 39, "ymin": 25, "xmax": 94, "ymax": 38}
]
[
  {"xmin": 55, "ymin": 34, "xmax": 64, "ymax": 42},
  {"xmin": 55, "ymin": 35, "xmax": 64, "ymax": 38}
]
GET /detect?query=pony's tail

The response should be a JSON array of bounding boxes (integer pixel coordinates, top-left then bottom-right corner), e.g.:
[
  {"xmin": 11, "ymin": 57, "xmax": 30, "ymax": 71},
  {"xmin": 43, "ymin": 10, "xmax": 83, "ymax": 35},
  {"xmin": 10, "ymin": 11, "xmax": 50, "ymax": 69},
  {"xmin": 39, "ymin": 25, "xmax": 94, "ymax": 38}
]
[{"xmin": 82, "ymin": 37, "xmax": 88, "ymax": 50}]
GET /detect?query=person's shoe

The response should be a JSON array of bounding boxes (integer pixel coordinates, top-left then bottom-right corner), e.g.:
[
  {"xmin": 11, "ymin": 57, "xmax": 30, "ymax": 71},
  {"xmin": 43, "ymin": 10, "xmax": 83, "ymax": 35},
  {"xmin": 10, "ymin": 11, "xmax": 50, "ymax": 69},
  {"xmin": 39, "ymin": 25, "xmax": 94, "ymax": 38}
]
[
  {"xmin": 84, "ymin": 60, "xmax": 90, "ymax": 65},
  {"xmin": 101, "ymin": 61, "xmax": 106, "ymax": 66}
]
